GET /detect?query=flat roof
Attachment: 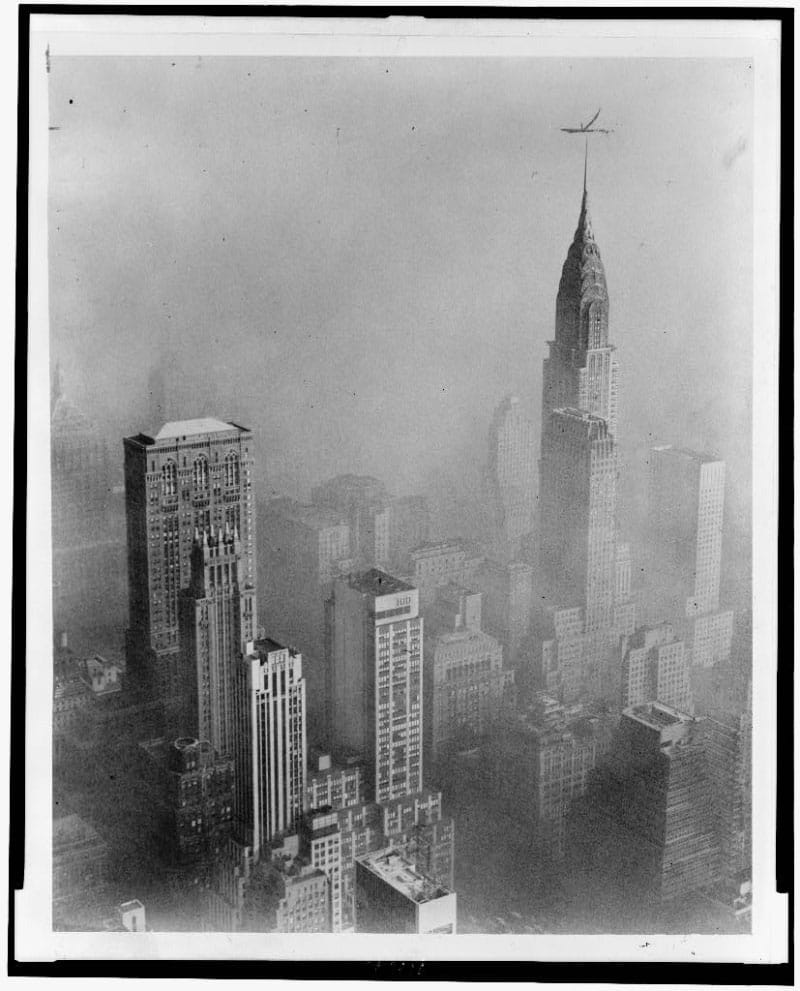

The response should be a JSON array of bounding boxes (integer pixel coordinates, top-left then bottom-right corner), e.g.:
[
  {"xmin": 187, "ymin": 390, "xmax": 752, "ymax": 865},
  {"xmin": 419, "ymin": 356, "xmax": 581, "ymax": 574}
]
[
  {"xmin": 627, "ymin": 701, "xmax": 692, "ymax": 729},
  {"xmin": 651, "ymin": 444, "xmax": 721, "ymax": 464},
  {"xmin": 358, "ymin": 847, "xmax": 450, "ymax": 903},
  {"xmin": 349, "ymin": 569, "xmax": 414, "ymax": 598}
]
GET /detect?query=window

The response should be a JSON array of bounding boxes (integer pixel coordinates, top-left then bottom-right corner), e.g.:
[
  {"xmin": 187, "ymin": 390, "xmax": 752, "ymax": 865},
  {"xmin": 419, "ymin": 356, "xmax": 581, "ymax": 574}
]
[
  {"xmin": 161, "ymin": 460, "xmax": 177, "ymax": 497},
  {"xmin": 224, "ymin": 452, "xmax": 240, "ymax": 488},
  {"xmin": 193, "ymin": 456, "xmax": 209, "ymax": 491}
]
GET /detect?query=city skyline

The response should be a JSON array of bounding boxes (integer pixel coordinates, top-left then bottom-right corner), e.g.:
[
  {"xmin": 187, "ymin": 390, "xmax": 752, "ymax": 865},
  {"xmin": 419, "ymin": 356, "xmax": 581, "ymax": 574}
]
[{"xmin": 35, "ymin": 37, "xmax": 774, "ymax": 956}]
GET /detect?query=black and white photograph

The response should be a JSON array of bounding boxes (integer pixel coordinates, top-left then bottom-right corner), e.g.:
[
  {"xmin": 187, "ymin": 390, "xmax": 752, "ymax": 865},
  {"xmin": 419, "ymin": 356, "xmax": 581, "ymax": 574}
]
[{"xmin": 13, "ymin": 11, "xmax": 786, "ymax": 970}]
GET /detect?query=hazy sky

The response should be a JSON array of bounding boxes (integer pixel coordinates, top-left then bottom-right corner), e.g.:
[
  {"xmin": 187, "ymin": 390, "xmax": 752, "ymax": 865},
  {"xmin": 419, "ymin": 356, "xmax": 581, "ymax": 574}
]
[{"xmin": 48, "ymin": 55, "xmax": 753, "ymax": 532}]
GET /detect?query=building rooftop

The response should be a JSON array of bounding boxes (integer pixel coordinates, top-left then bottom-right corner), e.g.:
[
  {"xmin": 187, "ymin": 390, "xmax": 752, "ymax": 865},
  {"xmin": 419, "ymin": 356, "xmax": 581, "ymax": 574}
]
[
  {"xmin": 155, "ymin": 418, "xmax": 239, "ymax": 440},
  {"xmin": 651, "ymin": 444, "xmax": 722, "ymax": 465},
  {"xmin": 348, "ymin": 569, "xmax": 414, "ymax": 598},
  {"xmin": 626, "ymin": 700, "xmax": 692, "ymax": 730},
  {"xmin": 358, "ymin": 847, "xmax": 449, "ymax": 904}
]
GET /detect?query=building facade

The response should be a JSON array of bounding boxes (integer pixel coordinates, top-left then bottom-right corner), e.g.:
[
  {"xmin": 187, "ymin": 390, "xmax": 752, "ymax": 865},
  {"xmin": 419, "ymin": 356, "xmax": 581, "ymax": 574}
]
[
  {"xmin": 424, "ymin": 585, "xmax": 511, "ymax": 763},
  {"xmin": 326, "ymin": 570, "xmax": 423, "ymax": 802},
  {"xmin": 620, "ymin": 623, "xmax": 693, "ymax": 714},
  {"xmin": 180, "ymin": 526, "xmax": 255, "ymax": 756},
  {"xmin": 234, "ymin": 640, "xmax": 307, "ymax": 858},
  {"xmin": 355, "ymin": 847, "xmax": 456, "ymax": 934}
]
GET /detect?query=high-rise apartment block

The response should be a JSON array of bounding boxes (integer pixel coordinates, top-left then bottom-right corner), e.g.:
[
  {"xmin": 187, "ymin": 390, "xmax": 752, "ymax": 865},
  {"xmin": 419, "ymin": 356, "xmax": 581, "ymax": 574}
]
[
  {"xmin": 326, "ymin": 570, "xmax": 423, "ymax": 802},
  {"xmin": 180, "ymin": 527, "xmax": 254, "ymax": 756},
  {"xmin": 621, "ymin": 623, "xmax": 693, "ymax": 714},
  {"xmin": 568, "ymin": 702, "xmax": 721, "ymax": 910},
  {"xmin": 424, "ymin": 585, "xmax": 512, "ymax": 763},
  {"xmin": 647, "ymin": 445, "xmax": 733, "ymax": 668},
  {"xmin": 123, "ymin": 418, "xmax": 257, "ymax": 700},
  {"xmin": 355, "ymin": 847, "xmax": 457, "ymax": 934},
  {"xmin": 233, "ymin": 639, "xmax": 307, "ymax": 858},
  {"xmin": 485, "ymin": 395, "xmax": 536, "ymax": 562}
]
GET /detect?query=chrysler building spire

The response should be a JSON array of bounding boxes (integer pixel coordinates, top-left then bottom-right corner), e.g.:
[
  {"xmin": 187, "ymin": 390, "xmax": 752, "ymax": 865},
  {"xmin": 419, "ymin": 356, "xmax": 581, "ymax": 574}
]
[{"xmin": 541, "ymin": 162, "xmax": 618, "ymax": 439}]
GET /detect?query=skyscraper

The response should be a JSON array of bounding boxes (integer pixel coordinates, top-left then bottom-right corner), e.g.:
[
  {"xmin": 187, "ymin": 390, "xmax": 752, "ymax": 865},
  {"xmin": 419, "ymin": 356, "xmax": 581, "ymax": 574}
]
[
  {"xmin": 123, "ymin": 418, "xmax": 257, "ymax": 700},
  {"xmin": 541, "ymin": 170, "xmax": 619, "ymax": 436},
  {"xmin": 568, "ymin": 702, "xmax": 721, "ymax": 914},
  {"xmin": 646, "ymin": 445, "xmax": 733, "ymax": 668},
  {"xmin": 532, "ymin": 166, "xmax": 633, "ymax": 706},
  {"xmin": 326, "ymin": 570, "xmax": 423, "ymax": 802},
  {"xmin": 179, "ymin": 526, "xmax": 255, "ymax": 756},
  {"xmin": 485, "ymin": 395, "xmax": 536, "ymax": 562},
  {"xmin": 539, "ymin": 408, "xmax": 617, "ymax": 632},
  {"xmin": 233, "ymin": 639, "xmax": 307, "ymax": 858}
]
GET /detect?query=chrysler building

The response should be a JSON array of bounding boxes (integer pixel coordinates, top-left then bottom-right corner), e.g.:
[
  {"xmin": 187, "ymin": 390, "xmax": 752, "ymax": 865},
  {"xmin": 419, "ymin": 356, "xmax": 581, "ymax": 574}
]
[{"xmin": 541, "ymin": 164, "xmax": 619, "ymax": 438}]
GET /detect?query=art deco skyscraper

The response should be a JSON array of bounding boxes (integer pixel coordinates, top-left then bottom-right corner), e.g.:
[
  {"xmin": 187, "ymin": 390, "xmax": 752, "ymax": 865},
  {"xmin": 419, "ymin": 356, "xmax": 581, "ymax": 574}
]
[
  {"xmin": 234, "ymin": 639, "xmax": 307, "ymax": 858},
  {"xmin": 542, "ymin": 168, "xmax": 619, "ymax": 437},
  {"xmin": 532, "ymin": 167, "xmax": 635, "ymax": 706},
  {"xmin": 123, "ymin": 418, "xmax": 257, "ymax": 700},
  {"xmin": 538, "ymin": 407, "xmax": 617, "ymax": 632},
  {"xmin": 179, "ymin": 526, "xmax": 255, "ymax": 756},
  {"xmin": 485, "ymin": 395, "xmax": 536, "ymax": 562},
  {"xmin": 326, "ymin": 570, "xmax": 423, "ymax": 802}
]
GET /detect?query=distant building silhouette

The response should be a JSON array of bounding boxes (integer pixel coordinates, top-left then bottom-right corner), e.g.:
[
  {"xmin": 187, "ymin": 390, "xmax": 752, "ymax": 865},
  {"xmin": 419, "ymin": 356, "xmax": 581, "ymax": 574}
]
[
  {"xmin": 484, "ymin": 396, "xmax": 536, "ymax": 562},
  {"xmin": 646, "ymin": 445, "xmax": 734, "ymax": 668}
]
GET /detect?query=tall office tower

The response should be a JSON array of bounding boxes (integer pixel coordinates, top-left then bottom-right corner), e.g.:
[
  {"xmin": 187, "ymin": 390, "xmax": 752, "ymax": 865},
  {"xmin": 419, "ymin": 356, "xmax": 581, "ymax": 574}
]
[
  {"xmin": 51, "ymin": 366, "xmax": 127, "ymax": 644},
  {"xmin": 568, "ymin": 702, "xmax": 721, "ymax": 917},
  {"xmin": 539, "ymin": 408, "xmax": 617, "ymax": 632},
  {"xmin": 326, "ymin": 570, "xmax": 423, "ymax": 802},
  {"xmin": 233, "ymin": 639, "xmax": 307, "ymax": 858},
  {"xmin": 259, "ymin": 497, "xmax": 353, "ymax": 732},
  {"xmin": 541, "ymin": 171, "xmax": 619, "ymax": 437},
  {"xmin": 123, "ymin": 418, "xmax": 256, "ymax": 700},
  {"xmin": 620, "ymin": 623, "xmax": 693, "ymax": 714},
  {"xmin": 179, "ymin": 527, "xmax": 255, "ymax": 756},
  {"xmin": 647, "ymin": 445, "xmax": 733, "ymax": 667},
  {"xmin": 424, "ymin": 585, "xmax": 511, "ymax": 765},
  {"xmin": 355, "ymin": 847, "xmax": 457, "ymax": 934},
  {"xmin": 405, "ymin": 539, "xmax": 485, "ymax": 609},
  {"xmin": 312, "ymin": 475, "xmax": 391, "ymax": 568},
  {"xmin": 705, "ymin": 703, "xmax": 752, "ymax": 882},
  {"xmin": 473, "ymin": 559, "xmax": 534, "ymax": 672},
  {"xmin": 485, "ymin": 396, "xmax": 536, "ymax": 562}
]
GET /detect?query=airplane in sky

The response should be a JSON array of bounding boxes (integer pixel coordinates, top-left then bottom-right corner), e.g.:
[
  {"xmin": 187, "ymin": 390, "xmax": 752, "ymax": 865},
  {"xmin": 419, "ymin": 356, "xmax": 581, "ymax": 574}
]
[{"xmin": 560, "ymin": 108, "xmax": 614, "ymax": 134}]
